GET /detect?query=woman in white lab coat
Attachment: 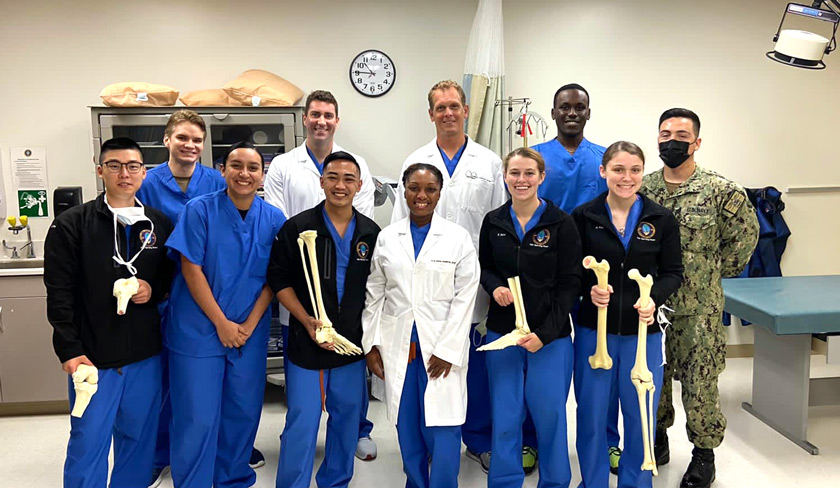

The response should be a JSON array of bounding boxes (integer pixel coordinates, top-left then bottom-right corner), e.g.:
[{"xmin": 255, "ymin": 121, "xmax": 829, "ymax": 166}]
[{"xmin": 363, "ymin": 163, "xmax": 480, "ymax": 488}]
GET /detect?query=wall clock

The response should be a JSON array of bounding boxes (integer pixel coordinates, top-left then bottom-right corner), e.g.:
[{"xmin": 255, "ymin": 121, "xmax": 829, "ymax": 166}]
[{"xmin": 350, "ymin": 50, "xmax": 396, "ymax": 97}]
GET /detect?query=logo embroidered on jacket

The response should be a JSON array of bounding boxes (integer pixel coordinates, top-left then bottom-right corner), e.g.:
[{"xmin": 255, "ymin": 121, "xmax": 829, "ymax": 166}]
[
  {"xmin": 636, "ymin": 222, "xmax": 656, "ymax": 239},
  {"xmin": 356, "ymin": 241, "xmax": 370, "ymax": 259},
  {"xmin": 139, "ymin": 230, "xmax": 157, "ymax": 248},
  {"xmin": 532, "ymin": 229, "xmax": 551, "ymax": 246}
]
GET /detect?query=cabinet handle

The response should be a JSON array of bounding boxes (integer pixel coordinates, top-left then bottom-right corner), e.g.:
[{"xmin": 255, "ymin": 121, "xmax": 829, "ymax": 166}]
[{"xmin": 0, "ymin": 306, "xmax": 3, "ymax": 333}]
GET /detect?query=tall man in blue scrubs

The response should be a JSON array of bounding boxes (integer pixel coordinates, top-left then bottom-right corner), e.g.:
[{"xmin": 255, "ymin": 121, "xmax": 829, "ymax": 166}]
[
  {"xmin": 263, "ymin": 90, "xmax": 378, "ymax": 461},
  {"xmin": 269, "ymin": 151, "xmax": 380, "ymax": 488},
  {"xmin": 392, "ymin": 80, "xmax": 507, "ymax": 474},
  {"xmin": 531, "ymin": 83, "xmax": 623, "ymax": 474},
  {"xmin": 45, "ymin": 137, "xmax": 175, "ymax": 488}
]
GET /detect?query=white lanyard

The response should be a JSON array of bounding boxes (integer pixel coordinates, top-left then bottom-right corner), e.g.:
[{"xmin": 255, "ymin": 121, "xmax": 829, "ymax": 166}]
[{"xmin": 105, "ymin": 195, "xmax": 153, "ymax": 276}]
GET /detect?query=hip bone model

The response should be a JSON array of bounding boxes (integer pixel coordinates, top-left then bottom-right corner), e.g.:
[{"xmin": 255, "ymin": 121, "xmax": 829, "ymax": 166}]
[
  {"xmin": 583, "ymin": 256, "xmax": 613, "ymax": 370},
  {"xmin": 71, "ymin": 364, "xmax": 98, "ymax": 418},
  {"xmin": 478, "ymin": 276, "xmax": 531, "ymax": 351},
  {"xmin": 297, "ymin": 230, "xmax": 362, "ymax": 356},
  {"xmin": 628, "ymin": 268, "xmax": 658, "ymax": 476}
]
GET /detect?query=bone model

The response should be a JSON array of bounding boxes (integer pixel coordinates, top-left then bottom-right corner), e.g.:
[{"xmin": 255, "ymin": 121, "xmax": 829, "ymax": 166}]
[
  {"xmin": 113, "ymin": 277, "xmax": 139, "ymax": 315},
  {"xmin": 297, "ymin": 230, "xmax": 362, "ymax": 356},
  {"xmin": 628, "ymin": 268, "xmax": 658, "ymax": 475},
  {"xmin": 478, "ymin": 276, "xmax": 531, "ymax": 351},
  {"xmin": 71, "ymin": 364, "xmax": 98, "ymax": 418},
  {"xmin": 583, "ymin": 256, "xmax": 613, "ymax": 370}
]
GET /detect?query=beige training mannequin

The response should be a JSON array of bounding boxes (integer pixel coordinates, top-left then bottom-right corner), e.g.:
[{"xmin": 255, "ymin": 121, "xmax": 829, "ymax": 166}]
[
  {"xmin": 628, "ymin": 268, "xmax": 658, "ymax": 475},
  {"xmin": 113, "ymin": 277, "xmax": 140, "ymax": 315},
  {"xmin": 583, "ymin": 256, "xmax": 613, "ymax": 370},
  {"xmin": 71, "ymin": 364, "xmax": 98, "ymax": 418},
  {"xmin": 478, "ymin": 276, "xmax": 531, "ymax": 351},
  {"xmin": 297, "ymin": 230, "xmax": 362, "ymax": 356}
]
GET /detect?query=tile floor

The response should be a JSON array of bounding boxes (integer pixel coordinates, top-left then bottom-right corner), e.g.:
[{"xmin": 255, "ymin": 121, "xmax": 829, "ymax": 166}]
[{"xmin": 2, "ymin": 355, "xmax": 839, "ymax": 487}]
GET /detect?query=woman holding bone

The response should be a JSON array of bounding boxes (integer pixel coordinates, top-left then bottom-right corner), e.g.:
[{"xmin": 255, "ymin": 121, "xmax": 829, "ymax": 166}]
[
  {"xmin": 571, "ymin": 141, "xmax": 683, "ymax": 488},
  {"xmin": 477, "ymin": 147, "xmax": 582, "ymax": 487},
  {"xmin": 362, "ymin": 163, "xmax": 480, "ymax": 488}
]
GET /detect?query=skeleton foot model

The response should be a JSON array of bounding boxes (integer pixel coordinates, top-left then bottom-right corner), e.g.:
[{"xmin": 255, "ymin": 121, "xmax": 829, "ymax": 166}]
[
  {"xmin": 113, "ymin": 277, "xmax": 139, "ymax": 315},
  {"xmin": 71, "ymin": 364, "xmax": 98, "ymax": 418},
  {"xmin": 297, "ymin": 230, "xmax": 362, "ymax": 356},
  {"xmin": 583, "ymin": 256, "xmax": 613, "ymax": 370},
  {"xmin": 628, "ymin": 268, "xmax": 657, "ymax": 475},
  {"xmin": 478, "ymin": 276, "xmax": 530, "ymax": 351}
]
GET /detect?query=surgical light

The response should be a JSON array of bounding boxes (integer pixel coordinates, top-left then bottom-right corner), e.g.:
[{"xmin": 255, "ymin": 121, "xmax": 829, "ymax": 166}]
[{"xmin": 767, "ymin": 2, "xmax": 840, "ymax": 69}]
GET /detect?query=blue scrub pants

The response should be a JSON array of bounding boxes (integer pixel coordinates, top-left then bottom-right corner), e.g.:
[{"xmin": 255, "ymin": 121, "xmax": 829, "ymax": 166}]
[
  {"xmin": 153, "ymin": 346, "xmax": 171, "ymax": 470},
  {"xmin": 607, "ymin": 376, "xmax": 620, "ymax": 448},
  {"xmin": 169, "ymin": 334, "xmax": 267, "ymax": 488},
  {"xmin": 485, "ymin": 331, "xmax": 574, "ymax": 488},
  {"xmin": 396, "ymin": 341, "xmax": 461, "ymax": 488},
  {"xmin": 573, "ymin": 326, "xmax": 663, "ymax": 488},
  {"xmin": 283, "ymin": 324, "xmax": 372, "ymax": 440},
  {"xmin": 277, "ymin": 357, "xmax": 366, "ymax": 488},
  {"xmin": 64, "ymin": 354, "xmax": 162, "ymax": 488}
]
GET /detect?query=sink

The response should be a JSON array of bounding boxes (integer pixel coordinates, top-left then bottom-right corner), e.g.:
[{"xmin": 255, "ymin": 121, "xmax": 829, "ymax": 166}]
[{"xmin": 0, "ymin": 258, "xmax": 44, "ymax": 269}]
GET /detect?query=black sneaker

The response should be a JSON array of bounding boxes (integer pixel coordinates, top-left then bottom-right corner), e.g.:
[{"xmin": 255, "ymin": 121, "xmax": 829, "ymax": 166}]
[
  {"xmin": 148, "ymin": 466, "xmax": 170, "ymax": 488},
  {"xmin": 465, "ymin": 448, "xmax": 491, "ymax": 473},
  {"xmin": 654, "ymin": 430, "xmax": 670, "ymax": 466},
  {"xmin": 249, "ymin": 448, "xmax": 266, "ymax": 469},
  {"xmin": 680, "ymin": 447, "xmax": 715, "ymax": 488}
]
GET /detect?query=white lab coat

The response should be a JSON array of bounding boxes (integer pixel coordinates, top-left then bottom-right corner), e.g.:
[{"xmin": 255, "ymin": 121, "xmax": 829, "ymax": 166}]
[
  {"xmin": 264, "ymin": 141, "xmax": 375, "ymax": 219},
  {"xmin": 391, "ymin": 137, "xmax": 506, "ymax": 323},
  {"xmin": 362, "ymin": 215, "xmax": 479, "ymax": 426}
]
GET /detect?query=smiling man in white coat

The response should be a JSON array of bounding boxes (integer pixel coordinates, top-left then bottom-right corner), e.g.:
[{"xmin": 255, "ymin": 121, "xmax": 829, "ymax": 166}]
[
  {"xmin": 263, "ymin": 90, "xmax": 378, "ymax": 461},
  {"xmin": 391, "ymin": 79, "xmax": 507, "ymax": 472}
]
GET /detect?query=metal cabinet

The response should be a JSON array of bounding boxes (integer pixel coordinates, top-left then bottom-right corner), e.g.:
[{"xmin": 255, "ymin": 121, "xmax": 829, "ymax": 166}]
[
  {"xmin": 0, "ymin": 275, "xmax": 67, "ymax": 403},
  {"xmin": 90, "ymin": 106, "xmax": 305, "ymax": 191}
]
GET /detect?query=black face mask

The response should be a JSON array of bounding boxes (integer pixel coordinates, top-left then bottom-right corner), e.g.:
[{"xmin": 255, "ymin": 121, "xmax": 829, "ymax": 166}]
[{"xmin": 658, "ymin": 139, "xmax": 693, "ymax": 168}]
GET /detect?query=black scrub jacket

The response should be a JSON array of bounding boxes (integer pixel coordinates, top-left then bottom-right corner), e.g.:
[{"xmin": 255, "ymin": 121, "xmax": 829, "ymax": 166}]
[
  {"xmin": 479, "ymin": 200, "xmax": 582, "ymax": 346},
  {"xmin": 571, "ymin": 192, "xmax": 684, "ymax": 336}
]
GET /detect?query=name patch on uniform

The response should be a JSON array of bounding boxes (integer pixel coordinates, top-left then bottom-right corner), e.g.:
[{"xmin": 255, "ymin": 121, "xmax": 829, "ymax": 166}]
[
  {"xmin": 531, "ymin": 229, "xmax": 550, "ymax": 248},
  {"xmin": 431, "ymin": 259, "xmax": 456, "ymax": 265},
  {"xmin": 140, "ymin": 230, "xmax": 157, "ymax": 248},
  {"xmin": 722, "ymin": 190, "xmax": 746, "ymax": 217},
  {"xmin": 356, "ymin": 241, "xmax": 370, "ymax": 260},
  {"xmin": 636, "ymin": 221, "xmax": 656, "ymax": 241}
]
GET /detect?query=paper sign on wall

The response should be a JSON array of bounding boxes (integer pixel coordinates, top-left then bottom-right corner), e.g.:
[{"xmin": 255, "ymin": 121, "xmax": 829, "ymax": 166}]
[{"xmin": 10, "ymin": 147, "xmax": 49, "ymax": 218}]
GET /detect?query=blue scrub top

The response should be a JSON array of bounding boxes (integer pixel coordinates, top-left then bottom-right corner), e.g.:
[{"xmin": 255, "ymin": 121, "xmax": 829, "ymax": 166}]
[
  {"xmin": 409, "ymin": 220, "xmax": 431, "ymax": 343},
  {"xmin": 136, "ymin": 162, "xmax": 226, "ymax": 223},
  {"xmin": 164, "ymin": 190, "xmax": 286, "ymax": 357},
  {"xmin": 322, "ymin": 207, "xmax": 356, "ymax": 303},
  {"xmin": 509, "ymin": 199, "xmax": 547, "ymax": 242},
  {"xmin": 438, "ymin": 139, "xmax": 468, "ymax": 177},
  {"xmin": 531, "ymin": 138, "xmax": 607, "ymax": 213},
  {"xmin": 606, "ymin": 195, "xmax": 643, "ymax": 251},
  {"xmin": 305, "ymin": 146, "xmax": 325, "ymax": 175}
]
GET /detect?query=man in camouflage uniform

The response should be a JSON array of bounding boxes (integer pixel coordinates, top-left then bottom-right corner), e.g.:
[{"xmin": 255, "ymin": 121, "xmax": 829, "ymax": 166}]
[{"xmin": 642, "ymin": 108, "xmax": 758, "ymax": 488}]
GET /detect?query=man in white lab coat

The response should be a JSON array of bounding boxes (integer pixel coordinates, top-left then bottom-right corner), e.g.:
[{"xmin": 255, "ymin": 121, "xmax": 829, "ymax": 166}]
[
  {"xmin": 263, "ymin": 90, "xmax": 378, "ymax": 460},
  {"xmin": 391, "ymin": 79, "xmax": 507, "ymax": 472}
]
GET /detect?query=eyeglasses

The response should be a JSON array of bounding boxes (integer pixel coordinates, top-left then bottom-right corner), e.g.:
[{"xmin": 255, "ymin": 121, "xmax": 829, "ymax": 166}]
[{"xmin": 101, "ymin": 162, "xmax": 144, "ymax": 174}]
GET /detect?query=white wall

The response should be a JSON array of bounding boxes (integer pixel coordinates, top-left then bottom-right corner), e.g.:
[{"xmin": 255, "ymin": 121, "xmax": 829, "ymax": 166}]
[{"xmin": 1, "ymin": 0, "xmax": 838, "ymax": 280}]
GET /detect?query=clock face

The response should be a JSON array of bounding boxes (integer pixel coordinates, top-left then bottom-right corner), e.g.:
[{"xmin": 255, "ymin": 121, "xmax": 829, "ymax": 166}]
[{"xmin": 350, "ymin": 50, "xmax": 396, "ymax": 97}]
